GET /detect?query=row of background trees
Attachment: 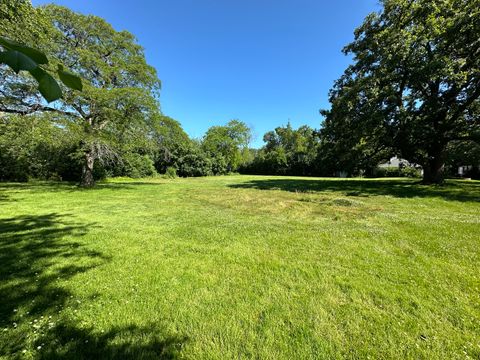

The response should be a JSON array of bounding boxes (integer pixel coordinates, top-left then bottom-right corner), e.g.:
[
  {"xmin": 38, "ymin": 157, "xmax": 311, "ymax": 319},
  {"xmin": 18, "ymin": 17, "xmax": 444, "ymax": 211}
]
[
  {"xmin": 1, "ymin": 0, "xmax": 479, "ymax": 185},
  {"xmin": 2, "ymin": 109, "xmax": 477, "ymax": 183}
]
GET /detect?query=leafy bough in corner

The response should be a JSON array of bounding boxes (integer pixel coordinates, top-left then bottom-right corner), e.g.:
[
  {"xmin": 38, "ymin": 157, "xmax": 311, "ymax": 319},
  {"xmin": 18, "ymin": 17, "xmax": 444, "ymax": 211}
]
[{"xmin": 0, "ymin": 36, "xmax": 82, "ymax": 102}]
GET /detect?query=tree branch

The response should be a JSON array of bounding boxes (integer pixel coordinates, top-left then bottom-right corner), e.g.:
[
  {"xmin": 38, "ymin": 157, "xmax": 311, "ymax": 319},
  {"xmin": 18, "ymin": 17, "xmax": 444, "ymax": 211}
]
[
  {"xmin": 449, "ymin": 79, "xmax": 480, "ymax": 122},
  {"xmin": 0, "ymin": 104, "xmax": 79, "ymax": 117}
]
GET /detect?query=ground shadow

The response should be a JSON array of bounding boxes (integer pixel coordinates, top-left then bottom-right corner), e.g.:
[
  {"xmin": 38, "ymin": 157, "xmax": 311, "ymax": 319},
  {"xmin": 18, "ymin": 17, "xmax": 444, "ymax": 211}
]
[
  {"xmin": 0, "ymin": 213, "xmax": 100, "ymax": 322},
  {"xmin": 38, "ymin": 322, "xmax": 187, "ymax": 360},
  {"xmin": 229, "ymin": 178, "xmax": 480, "ymax": 202},
  {"xmin": 0, "ymin": 213, "xmax": 186, "ymax": 359},
  {"xmin": 0, "ymin": 181, "xmax": 165, "ymax": 194}
]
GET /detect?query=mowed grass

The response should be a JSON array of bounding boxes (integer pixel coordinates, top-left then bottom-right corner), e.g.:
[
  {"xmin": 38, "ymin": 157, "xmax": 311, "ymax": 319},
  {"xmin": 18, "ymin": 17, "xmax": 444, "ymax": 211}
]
[{"xmin": 0, "ymin": 175, "xmax": 479, "ymax": 359}]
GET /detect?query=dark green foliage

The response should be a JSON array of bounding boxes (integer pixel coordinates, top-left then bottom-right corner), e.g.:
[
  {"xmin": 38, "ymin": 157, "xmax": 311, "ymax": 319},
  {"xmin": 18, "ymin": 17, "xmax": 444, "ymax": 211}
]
[
  {"xmin": 0, "ymin": 109, "xmax": 241, "ymax": 182},
  {"xmin": 1, "ymin": 2, "xmax": 161, "ymax": 187},
  {"xmin": 373, "ymin": 166, "xmax": 421, "ymax": 178},
  {"xmin": 0, "ymin": 2, "xmax": 82, "ymax": 103},
  {"xmin": 29, "ymin": 66, "xmax": 62, "ymax": 102},
  {"xmin": 202, "ymin": 120, "xmax": 252, "ymax": 172},
  {"xmin": 0, "ymin": 114, "xmax": 78, "ymax": 181},
  {"xmin": 445, "ymin": 141, "xmax": 480, "ymax": 179},
  {"xmin": 0, "ymin": 45, "xmax": 38, "ymax": 72},
  {"xmin": 164, "ymin": 166, "xmax": 177, "ymax": 179},
  {"xmin": 56, "ymin": 64, "xmax": 82, "ymax": 91},
  {"xmin": 0, "ymin": 35, "xmax": 82, "ymax": 102},
  {"xmin": 241, "ymin": 123, "xmax": 321, "ymax": 176},
  {"xmin": 122, "ymin": 154, "xmax": 157, "ymax": 179},
  {"xmin": 0, "ymin": 37, "xmax": 48, "ymax": 65},
  {"xmin": 152, "ymin": 118, "xmax": 248, "ymax": 178},
  {"xmin": 176, "ymin": 149, "xmax": 213, "ymax": 177},
  {"xmin": 210, "ymin": 155, "xmax": 228, "ymax": 175},
  {"xmin": 321, "ymin": 0, "xmax": 480, "ymax": 184},
  {"xmin": 0, "ymin": 113, "xmax": 160, "ymax": 182}
]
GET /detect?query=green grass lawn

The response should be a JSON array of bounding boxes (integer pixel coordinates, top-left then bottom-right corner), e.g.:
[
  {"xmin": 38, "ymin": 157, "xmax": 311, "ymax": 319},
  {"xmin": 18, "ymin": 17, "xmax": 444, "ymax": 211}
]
[{"xmin": 1, "ymin": 175, "xmax": 479, "ymax": 359}]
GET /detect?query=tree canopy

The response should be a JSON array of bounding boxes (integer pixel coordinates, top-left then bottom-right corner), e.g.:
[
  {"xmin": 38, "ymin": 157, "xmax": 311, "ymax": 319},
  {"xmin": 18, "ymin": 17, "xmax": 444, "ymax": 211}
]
[
  {"xmin": 1, "ymin": 3, "xmax": 162, "ymax": 186},
  {"xmin": 1, "ymin": 0, "xmax": 479, "ymax": 184},
  {"xmin": 242, "ymin": 123, "xmax": 320, "ymax": 176},
  {"xmin": 321, "ymin": 0, "xmax": 480, "ymax": 183},
  {"xmin": 202, "ymin": 120, "xmax": 252, "ymax": 172}
]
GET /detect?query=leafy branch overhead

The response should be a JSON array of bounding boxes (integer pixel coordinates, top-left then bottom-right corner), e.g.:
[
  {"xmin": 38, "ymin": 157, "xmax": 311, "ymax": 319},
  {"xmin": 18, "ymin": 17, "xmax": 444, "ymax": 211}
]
[{"xmin": 0, "ymin": 36, "xmax": 82, "ymax": 102}]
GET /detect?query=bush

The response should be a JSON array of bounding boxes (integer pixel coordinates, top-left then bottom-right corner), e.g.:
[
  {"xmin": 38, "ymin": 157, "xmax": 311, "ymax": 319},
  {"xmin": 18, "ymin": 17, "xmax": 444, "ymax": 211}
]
[
  {"xmin": 177, "ymin": 152, "xmax": 213, "ymax": 177},
  {"xmin": 399, "ymin": 166, "xmax": 421, "ymax": 178},
  {"xmin": 164, "ymin": 166, "xmax": 177, "ymax": 179},
  {"xmin": 210, "ymin": 156, "xmax": 228, "ymax": 175},
  {"xmin": 373, "ymin": 166, "xmax": 421, "ymax": 178},
  {"xmin": 123, "ymin": 154, "xmax": 157, "ymax": 178}
]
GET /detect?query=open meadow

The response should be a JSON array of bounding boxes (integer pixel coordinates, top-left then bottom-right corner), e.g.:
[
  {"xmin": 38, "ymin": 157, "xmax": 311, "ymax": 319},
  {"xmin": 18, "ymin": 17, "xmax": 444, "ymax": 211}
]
[{"xmin": 1, "ymin": 175, "xmax": 479, "ymax": 359}]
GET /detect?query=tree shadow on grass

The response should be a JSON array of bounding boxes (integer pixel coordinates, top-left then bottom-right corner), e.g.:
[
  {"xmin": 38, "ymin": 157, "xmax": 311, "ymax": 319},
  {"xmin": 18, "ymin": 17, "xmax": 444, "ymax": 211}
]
[
  {"xmin": 0, "ymin": 213, "xmax": 186, "ymax": 359},
  {"xmin": 0, "ymin": 181, "xmax": 165, "ymax": 194},
  {"xmin": 0, "ymin": 214, "xmax": 102, "ymax": 322},
  {"xmin": 38, "ymin": 322, "xmax": 187, "ymax": 360},
  {"xmin": 228, "ymin": 178, "xmax": 480, "ymax": 202}
]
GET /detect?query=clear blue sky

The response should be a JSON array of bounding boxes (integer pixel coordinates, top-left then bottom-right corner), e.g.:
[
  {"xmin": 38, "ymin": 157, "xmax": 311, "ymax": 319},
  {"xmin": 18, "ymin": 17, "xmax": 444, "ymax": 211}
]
[{"xmin": 32, "ymin": 0, "xmax": 380, "ymax": 147}]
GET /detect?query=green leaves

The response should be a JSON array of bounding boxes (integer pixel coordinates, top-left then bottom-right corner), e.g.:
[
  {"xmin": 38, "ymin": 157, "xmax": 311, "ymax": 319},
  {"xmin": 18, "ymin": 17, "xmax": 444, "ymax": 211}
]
[
  {"xmin": 30, "ymin": 67, "xmax": 63, "ymax": 103},
  {"xmin": 0, "ymin": 37, "xmax": 48, "ymax": 64},
  {"xmin": 323, "ymin": 0, "xmax": 480, "ymax": 183},
  {"xmin": 0, "ymin": 49, "xmax": 37, "ymax": 72},
  {"xmin": 57, "ymin": 65, "xmax": 83, "ymax": 91},
  {"xmin": 0, "ymin": 36, "xmax": 82, "ymax": 102}
]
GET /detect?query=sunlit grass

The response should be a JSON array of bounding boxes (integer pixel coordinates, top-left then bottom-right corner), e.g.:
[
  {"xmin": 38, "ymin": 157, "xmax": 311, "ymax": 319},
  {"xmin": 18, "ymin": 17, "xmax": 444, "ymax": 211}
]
[{"xmin": 1, "ymin": 176, "xmax": 479, "ymax": 359}]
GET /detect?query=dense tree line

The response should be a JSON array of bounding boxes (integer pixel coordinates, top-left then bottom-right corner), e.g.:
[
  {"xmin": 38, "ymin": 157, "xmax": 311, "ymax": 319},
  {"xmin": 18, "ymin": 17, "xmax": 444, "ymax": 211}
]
[
  {"xmin": 240, "ymin": 123, "xmax": 322, "ymax": 176},
  {"xmin": 0, "ymin": 1, "xmax": 252, "ymax": 184},
  {"xmin": 243, "ymin": 0, "xmax": 479, "ymax": 181},
  {"xmin": 1, "ymin": 0, "xmax": 479, "ymax": 184},
  {"xmin": 0, "ymin": 111, "xmax": 254, "ymax": 182},
  {"xmin": 241, "ymin": 121, "xmax": 479, "ymax": 179}
]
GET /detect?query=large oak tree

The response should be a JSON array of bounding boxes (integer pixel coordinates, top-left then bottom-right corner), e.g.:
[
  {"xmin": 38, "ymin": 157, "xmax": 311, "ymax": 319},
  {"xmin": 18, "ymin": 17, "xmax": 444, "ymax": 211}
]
[
  {"xmin": 1, "ymin": 3, "xmax": 161, "ymax": 187},
  {"xmin": 321, "ymin": 0, "xmax": 480, "ymax": 183}
]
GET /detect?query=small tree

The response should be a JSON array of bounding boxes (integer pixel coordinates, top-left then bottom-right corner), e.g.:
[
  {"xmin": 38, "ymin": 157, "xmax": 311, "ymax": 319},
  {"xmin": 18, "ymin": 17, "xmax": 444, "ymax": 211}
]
[{"xmin": 202, "ymin": 120, "xmax": 252, "ymax": 172}]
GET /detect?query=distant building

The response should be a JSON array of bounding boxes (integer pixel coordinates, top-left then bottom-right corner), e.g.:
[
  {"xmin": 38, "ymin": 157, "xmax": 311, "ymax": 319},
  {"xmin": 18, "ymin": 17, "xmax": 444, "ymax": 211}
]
[
  {"xmin": 378, "ymin": 156, "xmax": 414, "ymax": 168},
  {"xmin": 458, "ymin": 165, "xmax": 480, "ymax": 178},
  {"xmin": 377, "ymin": 156, "xmax": 423, "ymax": 175}
]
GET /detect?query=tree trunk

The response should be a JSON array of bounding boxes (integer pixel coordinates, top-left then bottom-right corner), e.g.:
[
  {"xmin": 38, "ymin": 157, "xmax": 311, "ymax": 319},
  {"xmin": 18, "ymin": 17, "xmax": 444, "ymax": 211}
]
[
  {"xmin": 80, "ymin": 150, "xmax": 95, "ymax": 187},
  {"xmin": 422, "ymin": 152, "xmax": 445, "ymax": 184}
]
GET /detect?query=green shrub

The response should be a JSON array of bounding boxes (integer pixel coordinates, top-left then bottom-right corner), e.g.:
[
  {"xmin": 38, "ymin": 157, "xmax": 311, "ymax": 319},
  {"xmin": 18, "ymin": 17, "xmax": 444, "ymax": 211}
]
[
  {"xmin": 372, "ymin": 167, "xmax": 392, "ymax": 177},
  {"xmin": 164, "ymin": 166, "xmax": 177, "ymax": 179},
  {"xmin": 373, "ymin": 166, "xmax": 421, "ymax": 178},
  {"xmin": 177, "ymin": 152, "xmax": 213, "ymax": 177},
  {"xmin": 211, "ymin": 156, "xmax": 228, "ymax": 175},
  {"xmin": 399, "ymin": 166, "xmax": 421, "ymax": 178},
  {"xmin": 123, "ymin": 154, "xmax": 157, "ymax": 178}
]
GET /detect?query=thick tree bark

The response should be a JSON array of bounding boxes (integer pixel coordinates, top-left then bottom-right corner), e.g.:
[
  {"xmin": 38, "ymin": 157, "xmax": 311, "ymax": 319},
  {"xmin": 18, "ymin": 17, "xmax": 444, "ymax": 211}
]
[
  {"xmin": 80, "ymin": 150, "xmax": 95, "ymax": 187},
  {"xmin": 422, "ymin": 151, "xmax": 445, "ymax": 184}
]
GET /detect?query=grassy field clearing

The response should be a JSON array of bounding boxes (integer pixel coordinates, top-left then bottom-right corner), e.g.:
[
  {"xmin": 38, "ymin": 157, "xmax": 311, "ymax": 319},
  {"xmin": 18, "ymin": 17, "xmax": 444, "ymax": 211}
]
[{"xmin": 0, "ymin": 175, "xmax": 479, "ymax": 359}]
